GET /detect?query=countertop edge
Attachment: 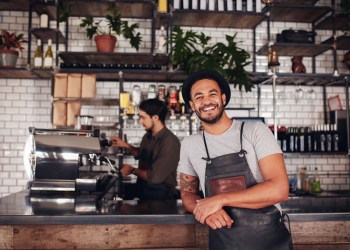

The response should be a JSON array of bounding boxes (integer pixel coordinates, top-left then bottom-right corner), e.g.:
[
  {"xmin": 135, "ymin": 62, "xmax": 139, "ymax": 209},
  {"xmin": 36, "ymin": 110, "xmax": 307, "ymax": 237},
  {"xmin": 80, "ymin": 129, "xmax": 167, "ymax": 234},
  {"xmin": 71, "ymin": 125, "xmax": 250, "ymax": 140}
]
[{"xmin": 0, "ymin": 213, "xmax": 349, "ymax": 225}]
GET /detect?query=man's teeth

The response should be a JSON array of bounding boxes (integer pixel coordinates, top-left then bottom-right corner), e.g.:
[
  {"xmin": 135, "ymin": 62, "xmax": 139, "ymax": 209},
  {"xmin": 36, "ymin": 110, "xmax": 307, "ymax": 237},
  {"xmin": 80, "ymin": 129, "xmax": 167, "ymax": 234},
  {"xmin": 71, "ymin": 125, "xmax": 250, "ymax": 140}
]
[{"xmin": 203, "ymin": 106, "xmax": 215, "ymax": 111}]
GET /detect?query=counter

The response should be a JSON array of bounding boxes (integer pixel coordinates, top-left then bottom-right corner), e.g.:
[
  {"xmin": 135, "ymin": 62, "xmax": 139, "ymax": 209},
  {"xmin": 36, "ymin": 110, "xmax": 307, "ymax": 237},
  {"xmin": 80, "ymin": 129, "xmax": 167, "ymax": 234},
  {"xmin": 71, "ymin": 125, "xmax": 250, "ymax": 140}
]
[{"xmin": 0, "ymin": 190, "xmax": 349, "ymax": 249}]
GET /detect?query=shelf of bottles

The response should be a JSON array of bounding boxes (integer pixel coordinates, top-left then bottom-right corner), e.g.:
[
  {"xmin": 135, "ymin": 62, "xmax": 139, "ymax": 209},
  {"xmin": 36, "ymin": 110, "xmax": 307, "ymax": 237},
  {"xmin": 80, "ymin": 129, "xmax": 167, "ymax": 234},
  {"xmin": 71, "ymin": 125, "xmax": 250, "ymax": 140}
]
[
  {"xmin": 32, "ymin": 38, "xmax": 54, "ymax": 70},
  {"xmin": 118, "ymin": 83, "xmax": 197, "ymax": 137},
  {"xmin": 273, "ymin": 124, "xmax": 344, "ymax": 154}
]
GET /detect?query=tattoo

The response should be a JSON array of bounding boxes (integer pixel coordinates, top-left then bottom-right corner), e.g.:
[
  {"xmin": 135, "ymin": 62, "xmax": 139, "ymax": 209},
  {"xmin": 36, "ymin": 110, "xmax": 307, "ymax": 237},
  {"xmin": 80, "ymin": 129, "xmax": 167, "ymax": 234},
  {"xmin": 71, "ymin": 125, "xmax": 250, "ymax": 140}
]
[{"xmin": 180, "ymin": 174, "xmax": 199, "ymax": 194}]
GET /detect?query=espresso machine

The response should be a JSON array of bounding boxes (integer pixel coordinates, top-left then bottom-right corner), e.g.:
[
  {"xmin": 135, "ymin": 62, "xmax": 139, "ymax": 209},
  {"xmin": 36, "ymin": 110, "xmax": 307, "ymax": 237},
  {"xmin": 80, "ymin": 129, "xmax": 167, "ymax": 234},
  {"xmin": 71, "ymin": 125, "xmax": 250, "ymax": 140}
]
[{"xmin": 24, "ymin": 127, "xmax": 122, "ymax": 201}]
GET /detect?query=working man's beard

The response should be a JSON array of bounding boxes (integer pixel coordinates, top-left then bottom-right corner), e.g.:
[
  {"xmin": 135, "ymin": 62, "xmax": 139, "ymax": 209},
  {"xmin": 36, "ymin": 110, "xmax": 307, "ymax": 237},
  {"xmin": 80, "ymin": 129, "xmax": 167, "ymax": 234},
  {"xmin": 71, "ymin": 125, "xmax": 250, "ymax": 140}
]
[
  {"xmin": 195, "ymin": 102, "xmax": 225, "ymax": 124},
  {"xmin": 145, "ymin": 123, "xmax": 154, "ymax": 133}
]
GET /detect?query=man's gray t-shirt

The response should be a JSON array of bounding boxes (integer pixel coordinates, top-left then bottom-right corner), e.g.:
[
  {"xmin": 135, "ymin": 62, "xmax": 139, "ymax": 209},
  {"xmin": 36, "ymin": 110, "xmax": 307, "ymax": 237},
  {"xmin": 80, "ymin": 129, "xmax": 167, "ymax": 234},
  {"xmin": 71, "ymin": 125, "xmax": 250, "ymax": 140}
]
[{"xmin": 178, "ymin": 120, "xmax": 283, "ymax": 202}]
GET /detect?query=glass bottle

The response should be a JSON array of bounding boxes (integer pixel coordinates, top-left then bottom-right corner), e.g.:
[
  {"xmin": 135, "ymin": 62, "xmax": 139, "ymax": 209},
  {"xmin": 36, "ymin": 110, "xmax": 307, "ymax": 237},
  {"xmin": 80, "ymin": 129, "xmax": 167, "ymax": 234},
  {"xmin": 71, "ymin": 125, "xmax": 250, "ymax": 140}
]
[
  {"xmin": 147, "ymin": 84, "xmax": 157, "ymax": 99},
  {"xmin": 157, "ymin": 85, "xmax": 166, "ymax": 103},
  {"xmin": 157, "ymin": 0, "xmax": 168, "ymax": 13},
  {"xmin": 312, "ymin": 167, "xmax": 321, "ymax": 194},
  {"xmin": 33, "ymin": 39, "xmax": 43, "ymax": 68},
  {"xmin": 178, "ymin": 86, "xmax": 186, "ymax": 115},
  {"xmin": 132, "ymin": 85, "xmax": 141, "ymax": 108},
  {"xmin": 39, "ymin": 12, "xmax": 49, "ymax": 28},
  {"xmin": 168, "ymin": 85, "xmax": 178, "ymax": 113},
  {"xmin": 120, "ymin": 92, "xmax": 130, "ymax": 110},
  {"xmin": 43, "ymin": 39, "xmax": 53, "ymax": 69},
  {"xmin": 332, "ymin": 124, "xmax": 339, "ymax": 152},
  {"xmin": 157, "ymin": 26, "xmax": 166, "ymax": 53}
]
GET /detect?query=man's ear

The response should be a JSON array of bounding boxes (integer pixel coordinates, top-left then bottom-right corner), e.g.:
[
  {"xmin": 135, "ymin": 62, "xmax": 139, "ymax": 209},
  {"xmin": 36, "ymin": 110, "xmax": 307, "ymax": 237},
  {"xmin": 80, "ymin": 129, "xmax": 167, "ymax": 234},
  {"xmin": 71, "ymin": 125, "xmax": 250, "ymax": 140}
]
[
  {"xmin": 222, "ymin": 93, "xmax": 226, "ymax": 106},
  {"xmin": 152, "ymin": 114, "xmax": 160, "ymax": 122}
]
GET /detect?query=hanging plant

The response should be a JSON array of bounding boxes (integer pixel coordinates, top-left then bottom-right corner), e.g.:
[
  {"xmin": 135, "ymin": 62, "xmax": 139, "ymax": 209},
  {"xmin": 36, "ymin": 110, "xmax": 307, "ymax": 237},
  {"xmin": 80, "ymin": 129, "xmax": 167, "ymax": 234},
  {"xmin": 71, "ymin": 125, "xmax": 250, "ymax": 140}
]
[{"xmin": 168, "ymin": 26, "xmax": 253, "ymax": 92}]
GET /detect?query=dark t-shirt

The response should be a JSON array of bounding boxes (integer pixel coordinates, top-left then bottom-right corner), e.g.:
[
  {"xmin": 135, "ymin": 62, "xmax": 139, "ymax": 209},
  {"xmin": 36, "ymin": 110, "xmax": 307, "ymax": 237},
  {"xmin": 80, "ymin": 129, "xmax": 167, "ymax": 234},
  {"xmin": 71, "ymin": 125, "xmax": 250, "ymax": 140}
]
[{"xmin": 138, "ymin": 127, "xmax": 180, "ymax": 187}]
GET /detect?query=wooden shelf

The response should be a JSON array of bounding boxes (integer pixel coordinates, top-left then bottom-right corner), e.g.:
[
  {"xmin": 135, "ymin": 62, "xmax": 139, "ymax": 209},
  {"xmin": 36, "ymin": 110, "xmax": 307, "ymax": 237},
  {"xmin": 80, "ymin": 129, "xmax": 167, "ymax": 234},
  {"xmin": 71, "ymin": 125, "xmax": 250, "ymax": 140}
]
[
  {"xmin": 273, "ymin": 0, "xmax": 319, "ymax": 4},
  {"xmin": 44, "ymin": 0, "xmax": 154, "ymax": 19},
  {"xmin": 316, "ymin": 14, "xmax": 350, "ymax": 31},
  {"xmin": 257, "ymin": 43, "xmax": 331, "ymax": 57},
  {"xmin": 0, "ymin": 67, "xmax": 52, "ymax": 79},
  {"xmin": 265, "ymin": 4, "xmax": 331, "ymax": 23},
  {"xmin": 52, "ymin": 98, "xmax": 119, "ymax": 106},
  {"xmin": 0, "ymin": 0, "xmax": 29, "ymax": 11},
  {"xmin": 172, "ymin": 10, "xmax": 265, "ymax": 29},
  {"xmin": 322, "ymin": 35, "xmax": 350, "ymax": 50},
  {"xmin": 58, "ymin": 68, "xmax": 188, "ymax": 82},
  {"xmin": 31, "ymin": 28, "xmax": 66, "ymax": 43},
  {"xmin": 58, "ymin": 52, "xmax": 169, "ymax": 66}
]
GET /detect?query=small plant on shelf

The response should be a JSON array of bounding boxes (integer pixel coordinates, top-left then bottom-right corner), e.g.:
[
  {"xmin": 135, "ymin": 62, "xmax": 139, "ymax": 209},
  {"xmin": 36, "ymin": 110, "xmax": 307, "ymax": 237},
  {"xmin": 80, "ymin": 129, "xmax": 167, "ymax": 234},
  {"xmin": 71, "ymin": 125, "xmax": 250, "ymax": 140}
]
[
  {"xmin": 168, "ymin": 26, "xmax": 253, "ymax": 92},
  {"xmin": 0, "ymin": 30, "xmax": 27, "ymax": 68},
  {"xmin": 80, "ymin": 3, "xmax": 142, "ymax": 52}
]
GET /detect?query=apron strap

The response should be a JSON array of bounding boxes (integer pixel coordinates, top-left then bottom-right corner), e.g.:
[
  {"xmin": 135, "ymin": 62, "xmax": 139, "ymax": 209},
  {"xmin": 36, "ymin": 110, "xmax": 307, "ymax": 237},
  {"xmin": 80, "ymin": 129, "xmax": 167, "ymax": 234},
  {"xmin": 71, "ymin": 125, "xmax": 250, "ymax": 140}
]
[
  {"xmin": 201, "ymin": 131, "xmax": 211, "ymax": 163},
  {"xmin": 239, "ymin": 122, "xmax": 247, "ymax": 156},
  {"xmin": 202, "ymin": 121, "xmax": 248, "ymax": 162}
]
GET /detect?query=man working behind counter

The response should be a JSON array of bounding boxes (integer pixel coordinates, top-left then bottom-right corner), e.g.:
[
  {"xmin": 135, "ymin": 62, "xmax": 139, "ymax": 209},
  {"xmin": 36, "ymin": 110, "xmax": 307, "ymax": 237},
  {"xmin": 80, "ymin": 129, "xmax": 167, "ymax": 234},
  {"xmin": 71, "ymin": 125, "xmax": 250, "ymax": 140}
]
[
  {"xmin": 112, "ymin": 98, "xmax": 180, "ymax": 201},
  {"xmin": 178, "ymin": 70, "xmax": 293, "ymax": 250}
]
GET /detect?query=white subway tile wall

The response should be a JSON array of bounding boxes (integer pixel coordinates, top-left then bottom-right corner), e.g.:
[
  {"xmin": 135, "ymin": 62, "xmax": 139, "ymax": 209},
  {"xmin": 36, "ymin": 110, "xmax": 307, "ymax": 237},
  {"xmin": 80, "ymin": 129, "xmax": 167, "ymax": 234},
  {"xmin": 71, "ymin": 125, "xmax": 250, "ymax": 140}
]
[{"xmin": 0, "ymin": 2, "xmax": 349, "ymax": 197}]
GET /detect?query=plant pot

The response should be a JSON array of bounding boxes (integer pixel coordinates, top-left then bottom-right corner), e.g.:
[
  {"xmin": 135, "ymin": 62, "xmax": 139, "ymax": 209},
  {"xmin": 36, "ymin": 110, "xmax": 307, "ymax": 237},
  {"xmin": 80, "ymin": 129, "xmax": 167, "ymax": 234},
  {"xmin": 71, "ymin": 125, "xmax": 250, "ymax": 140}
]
[
  {"xmin": 0, "ymin": 49, "xmax": 19, "ymax": 68},
  {"xmin": 94, "ymin": 35, "xmax": 117, "ymax": 52}
]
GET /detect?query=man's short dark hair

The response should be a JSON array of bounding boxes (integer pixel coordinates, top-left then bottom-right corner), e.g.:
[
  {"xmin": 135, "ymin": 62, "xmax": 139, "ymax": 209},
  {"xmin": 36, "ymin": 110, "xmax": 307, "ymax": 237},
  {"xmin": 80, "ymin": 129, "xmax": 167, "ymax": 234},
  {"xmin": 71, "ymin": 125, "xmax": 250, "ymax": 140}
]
[{"xmin": 139, "ymin": 98, "xmax": 167, "ymax": 124}]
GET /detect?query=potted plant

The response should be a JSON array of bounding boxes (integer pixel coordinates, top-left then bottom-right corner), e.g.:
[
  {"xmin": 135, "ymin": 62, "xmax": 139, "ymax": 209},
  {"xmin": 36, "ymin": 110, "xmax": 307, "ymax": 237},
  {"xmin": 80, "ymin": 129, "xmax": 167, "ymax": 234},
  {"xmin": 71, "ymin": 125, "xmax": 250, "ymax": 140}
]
[
  {"xmin": 0, "ymin": 30, "xmax": 27, "ymax": 68},
  {"xmin": 80, "ymin": 3, "xmax": 142, "ymax": 52},
  {"xmin": 168, "ymin": 26, "xmax": 253, "ymax": 92}
]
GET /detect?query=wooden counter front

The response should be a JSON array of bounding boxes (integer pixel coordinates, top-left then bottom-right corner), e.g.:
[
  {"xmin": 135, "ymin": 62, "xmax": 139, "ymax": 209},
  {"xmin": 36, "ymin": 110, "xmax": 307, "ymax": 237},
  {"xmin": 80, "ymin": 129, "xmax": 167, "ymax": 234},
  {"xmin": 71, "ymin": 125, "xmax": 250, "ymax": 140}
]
[{"xmin": 0, "ymin": 191, "xmax": 349, "ymax": 249}]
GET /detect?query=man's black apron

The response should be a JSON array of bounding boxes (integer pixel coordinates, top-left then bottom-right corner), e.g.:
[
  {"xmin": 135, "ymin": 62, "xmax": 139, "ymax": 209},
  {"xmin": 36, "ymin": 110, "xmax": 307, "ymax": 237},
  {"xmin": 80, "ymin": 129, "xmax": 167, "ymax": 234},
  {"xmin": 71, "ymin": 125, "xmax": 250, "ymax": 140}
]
[{"xmin": 203, "ymin": 122, "xmax": 293, "ymax": 250}]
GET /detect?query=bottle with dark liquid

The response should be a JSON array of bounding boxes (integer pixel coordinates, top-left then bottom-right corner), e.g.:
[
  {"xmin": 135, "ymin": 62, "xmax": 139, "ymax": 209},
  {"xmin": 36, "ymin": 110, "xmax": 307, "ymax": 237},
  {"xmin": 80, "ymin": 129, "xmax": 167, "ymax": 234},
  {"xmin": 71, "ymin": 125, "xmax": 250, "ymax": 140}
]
[
  {"xmin": 319, "ymin": 124, "xmax": 326, "ymax": 152},
  {"xmin": 325, "ymin": 124, "xmax": 332, "ymax": 152},
  {"xmin": 332, "ymin": 124, "xmax": 339, "ymax": 152}
]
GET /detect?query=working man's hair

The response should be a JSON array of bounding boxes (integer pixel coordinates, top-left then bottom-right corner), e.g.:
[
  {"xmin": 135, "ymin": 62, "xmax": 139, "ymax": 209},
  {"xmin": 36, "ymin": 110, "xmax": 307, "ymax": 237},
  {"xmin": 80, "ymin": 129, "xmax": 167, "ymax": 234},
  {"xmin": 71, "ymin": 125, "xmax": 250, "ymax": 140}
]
[{"xmin": 139, "ymin": 98, "xmax": 167, "ymax": 124}]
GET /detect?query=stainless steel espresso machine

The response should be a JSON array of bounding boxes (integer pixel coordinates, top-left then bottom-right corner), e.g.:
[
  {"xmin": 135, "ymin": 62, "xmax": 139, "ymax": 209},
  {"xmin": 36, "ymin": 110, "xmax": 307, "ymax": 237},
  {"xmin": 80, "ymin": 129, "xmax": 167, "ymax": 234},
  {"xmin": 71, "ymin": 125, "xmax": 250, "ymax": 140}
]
[{"xmin": 24, "ymin": 127, "xmax": 122, "ymax": 202}]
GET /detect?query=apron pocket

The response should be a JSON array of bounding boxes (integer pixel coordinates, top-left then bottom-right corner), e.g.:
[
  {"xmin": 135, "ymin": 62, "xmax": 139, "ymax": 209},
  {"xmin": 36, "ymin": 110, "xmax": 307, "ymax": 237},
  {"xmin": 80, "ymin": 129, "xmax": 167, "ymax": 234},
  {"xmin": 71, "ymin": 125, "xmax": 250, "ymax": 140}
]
[{"xmin": 209, "ymin": 175, "xmax": 246, "ymax": 196}]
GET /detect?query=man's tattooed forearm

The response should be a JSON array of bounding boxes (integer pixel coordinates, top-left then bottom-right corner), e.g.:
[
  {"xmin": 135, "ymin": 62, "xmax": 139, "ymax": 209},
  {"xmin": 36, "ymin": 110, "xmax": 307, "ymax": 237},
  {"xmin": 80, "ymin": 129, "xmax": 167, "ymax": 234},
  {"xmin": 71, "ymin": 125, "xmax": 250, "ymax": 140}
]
[{"xmin": 180, "ymin": 174, "xmax": 199, "ymax": 193}]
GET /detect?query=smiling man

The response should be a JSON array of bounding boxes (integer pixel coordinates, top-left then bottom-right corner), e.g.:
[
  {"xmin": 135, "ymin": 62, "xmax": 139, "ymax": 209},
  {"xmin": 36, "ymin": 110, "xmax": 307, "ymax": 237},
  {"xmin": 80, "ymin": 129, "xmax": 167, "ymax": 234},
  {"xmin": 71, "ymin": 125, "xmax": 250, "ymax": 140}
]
[{"xmin": 178, "ymin": 70, "xmax": 293, "ymax": 250}]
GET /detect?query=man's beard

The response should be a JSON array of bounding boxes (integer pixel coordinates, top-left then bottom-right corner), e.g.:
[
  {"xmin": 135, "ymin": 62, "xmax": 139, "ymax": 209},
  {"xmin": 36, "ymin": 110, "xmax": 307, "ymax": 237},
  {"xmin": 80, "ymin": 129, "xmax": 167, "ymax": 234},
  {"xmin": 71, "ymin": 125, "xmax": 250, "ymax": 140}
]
[
  {"xmin": 145, "ymin": 123, "xmax": 154, "ymax": 133},
  {"xmin": 195, "ymin": 103, "xmax": 225, "ymax": 125}
]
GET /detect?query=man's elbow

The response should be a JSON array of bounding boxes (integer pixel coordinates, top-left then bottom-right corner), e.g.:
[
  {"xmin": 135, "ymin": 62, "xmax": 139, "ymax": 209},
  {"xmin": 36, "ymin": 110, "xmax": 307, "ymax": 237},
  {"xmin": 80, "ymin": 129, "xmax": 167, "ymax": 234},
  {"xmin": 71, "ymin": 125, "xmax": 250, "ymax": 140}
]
[{"xmin": 276, "ymin": 183, "xmax": 289, "ymax": 202}]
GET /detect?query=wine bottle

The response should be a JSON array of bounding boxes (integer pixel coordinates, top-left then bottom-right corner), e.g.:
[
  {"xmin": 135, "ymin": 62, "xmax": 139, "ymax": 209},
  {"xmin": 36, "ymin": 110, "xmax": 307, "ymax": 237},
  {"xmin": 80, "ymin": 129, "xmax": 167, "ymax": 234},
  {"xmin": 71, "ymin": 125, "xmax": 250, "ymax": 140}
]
[
  {"xmin": 332, "ymin": 124, "xmax": 339, "ymax": 152},
  {"xmin": 326, "ymin": 124, "xmax": 332, "ymax": 152},
  {"xmin": 319, "ymin": 124, "xmax": 326, "ymax": 152},
  {"xmin": 299, "ymin": 127, "xmax": 305, "ymax": 152},
  {"xmin": 43, "ymin": 39, "xmax": 53, "ymax": 69},
  {"xmin": 33, "ymin": 39, "xmax": 43, "ymax": 68}
]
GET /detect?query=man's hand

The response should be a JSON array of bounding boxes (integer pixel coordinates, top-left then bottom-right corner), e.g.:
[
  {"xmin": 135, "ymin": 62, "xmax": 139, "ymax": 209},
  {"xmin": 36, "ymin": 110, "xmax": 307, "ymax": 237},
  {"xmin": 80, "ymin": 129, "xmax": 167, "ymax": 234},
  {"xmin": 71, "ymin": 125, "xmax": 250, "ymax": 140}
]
[
  {"xmin": 111, "ymin": 137, "xmax": 129, "ymax": 148},
  {"xmin": 204, "ymin": 209, "xmax": 234, "ymax": 230},
  {"xmin": 120, "ymin": 164, "xmax": 134, "ymax": 176},
  {"xmin": 193, "ymin": 196, "xmax": 224, "ymax": 224}
]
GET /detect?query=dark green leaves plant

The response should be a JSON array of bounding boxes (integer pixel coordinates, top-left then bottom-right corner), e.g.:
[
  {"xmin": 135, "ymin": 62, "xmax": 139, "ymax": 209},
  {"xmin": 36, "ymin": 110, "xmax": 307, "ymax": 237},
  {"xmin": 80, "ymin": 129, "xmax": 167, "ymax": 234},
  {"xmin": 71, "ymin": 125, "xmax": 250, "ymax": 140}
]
[{"xmin": 168, "ymin": 26, "xmax": 253, "ymax": 92}]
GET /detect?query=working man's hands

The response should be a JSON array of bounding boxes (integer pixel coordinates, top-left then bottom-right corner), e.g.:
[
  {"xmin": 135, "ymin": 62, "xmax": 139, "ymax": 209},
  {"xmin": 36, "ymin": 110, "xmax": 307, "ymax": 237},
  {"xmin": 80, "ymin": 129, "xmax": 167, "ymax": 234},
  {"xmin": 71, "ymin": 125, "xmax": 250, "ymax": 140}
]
[
  {"xmin": 120, "ymin": 164, "xmax": 134, "ymax": 176},
  {"xmin": 111, "ymin": 137, "xmax": 129, "ymax": 148},
  {"xmin": 193, "ymin": 196, "xmax": 233, "ymax": 229}
]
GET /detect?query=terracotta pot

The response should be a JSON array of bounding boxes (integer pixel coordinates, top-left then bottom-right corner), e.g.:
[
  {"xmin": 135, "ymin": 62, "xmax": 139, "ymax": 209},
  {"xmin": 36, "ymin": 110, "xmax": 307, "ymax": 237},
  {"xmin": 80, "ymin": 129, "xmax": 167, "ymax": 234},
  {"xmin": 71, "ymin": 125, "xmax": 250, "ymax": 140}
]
[
  {"xmin": 0, "ymin": 49, "xmax": 19, "ymax": 68},
  {"xmin": 94, "ymin": 34, "xmax": 117, "ymax": 52}
]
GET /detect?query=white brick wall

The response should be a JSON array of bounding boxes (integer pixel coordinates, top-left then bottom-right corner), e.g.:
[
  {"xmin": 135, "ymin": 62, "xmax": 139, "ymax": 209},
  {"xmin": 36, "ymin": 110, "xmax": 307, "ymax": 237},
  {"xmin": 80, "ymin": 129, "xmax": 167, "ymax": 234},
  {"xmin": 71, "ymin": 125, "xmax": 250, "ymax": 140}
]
[{"xmin": 0, "ymin": 1, "xmax": 349, "ymax": 197}]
